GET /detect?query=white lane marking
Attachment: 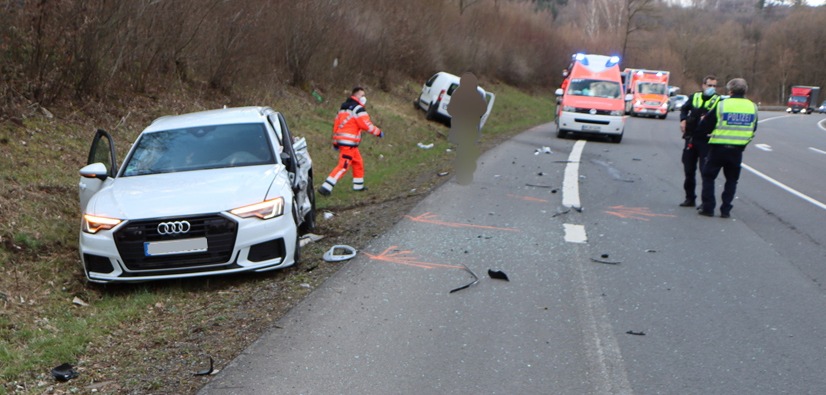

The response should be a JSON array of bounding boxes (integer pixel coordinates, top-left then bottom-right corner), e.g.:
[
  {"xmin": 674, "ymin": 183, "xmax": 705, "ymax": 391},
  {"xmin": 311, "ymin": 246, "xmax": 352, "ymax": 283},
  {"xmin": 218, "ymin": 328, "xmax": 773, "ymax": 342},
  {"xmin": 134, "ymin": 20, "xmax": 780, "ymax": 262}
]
[
  {"xmin": 563, "ymin": 223, "xmax": 587, "ymax": 243},
  {"xmin": 759, "ymin": 114, "xmax": 795, "ymax": 123},
  {"xmin": 563, "ymin": 140, "xmax": 586, "ymax": 209},
  {"xmin": 819, "ymin": 118, "xmax": 826, "ymax": 132},
  {"xmin": 741, "ymin": 116, "xmax": 826, "ymax": 211},
  {"xmin": 755, "ymin": 144, "xmax": 772, "ymax": 152},
  {"xmin": 741, "ymin": 163, "xmax": 826, "ymax": 211},
  {"xmin": 573, "ymin": 246, "xmax": 634, "ymax": 395},
  {"xmin": 809, "ymin": 147, "xmax": 826, "ymax": 155}
]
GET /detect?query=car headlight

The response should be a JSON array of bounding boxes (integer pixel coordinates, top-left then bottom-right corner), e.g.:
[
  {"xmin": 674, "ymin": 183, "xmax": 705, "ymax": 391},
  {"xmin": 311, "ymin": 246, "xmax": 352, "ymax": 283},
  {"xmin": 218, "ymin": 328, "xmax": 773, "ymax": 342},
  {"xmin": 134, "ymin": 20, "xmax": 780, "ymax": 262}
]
[
  {"xmin": 230, "ymin": 197, "xmax": 285, "ymax": 220},
  {"xmin": 83, "ymin": 214, "xmax": 123, "ymax": 234},
  {"xmin": 562, "ymin": 106, "xmax": 575, "ymax": 112},
  {"xmin": 660, "ymin": 102, "xmax": 669, "ymax": 108},
  {"xmin": 610, "ymin": 110, "xmax": 624, "ymax": 116}
]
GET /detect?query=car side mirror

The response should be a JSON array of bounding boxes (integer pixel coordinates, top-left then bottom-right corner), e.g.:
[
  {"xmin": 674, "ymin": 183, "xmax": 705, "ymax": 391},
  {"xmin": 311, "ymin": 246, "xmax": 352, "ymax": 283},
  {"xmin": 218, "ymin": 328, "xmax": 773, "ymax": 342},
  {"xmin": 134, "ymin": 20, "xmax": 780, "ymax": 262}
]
[
  {"xmin": 625, "ymin": 93, "xmax": 634, "ymax": 102},
  {"xmin": 80, "ymin": 162, "xmax": 109, "ymax": 181},
  {"xmin": 554, "ymin": 88, "xmax": 563, "ymax": 96}
]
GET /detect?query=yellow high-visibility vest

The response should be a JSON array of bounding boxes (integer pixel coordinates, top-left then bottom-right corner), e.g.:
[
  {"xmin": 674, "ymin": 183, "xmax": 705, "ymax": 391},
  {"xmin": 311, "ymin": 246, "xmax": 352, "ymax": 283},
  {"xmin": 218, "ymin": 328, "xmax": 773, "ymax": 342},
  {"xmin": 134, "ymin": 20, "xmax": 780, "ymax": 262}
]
[
  {"xmin": 709, "ymin": 98, "xmax": 757, "ymax": 146},
  {"xmin": 691, "ymin": 92, "xmax": 720, "ymax": 111}
]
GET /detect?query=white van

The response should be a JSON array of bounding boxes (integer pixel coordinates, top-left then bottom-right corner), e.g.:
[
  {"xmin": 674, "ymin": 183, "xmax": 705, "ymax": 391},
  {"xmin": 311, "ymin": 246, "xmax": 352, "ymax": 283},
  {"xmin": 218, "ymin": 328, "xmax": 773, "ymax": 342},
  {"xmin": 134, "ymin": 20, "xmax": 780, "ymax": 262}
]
[
  {"xmin": 416, "ymin": 72, "xmax": 495, "ymax": 127},
  {"xmin": 555, "ymin": 54, "xmax": 626, "ymax": 143}
]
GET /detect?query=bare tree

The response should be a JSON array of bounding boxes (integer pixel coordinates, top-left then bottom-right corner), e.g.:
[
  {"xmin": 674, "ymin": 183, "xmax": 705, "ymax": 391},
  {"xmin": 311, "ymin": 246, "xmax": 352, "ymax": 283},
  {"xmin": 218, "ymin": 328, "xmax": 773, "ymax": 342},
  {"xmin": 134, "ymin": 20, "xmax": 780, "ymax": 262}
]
[{"xmin": 620, "ymin": 0, "xmax": 657, "ymax": 60}]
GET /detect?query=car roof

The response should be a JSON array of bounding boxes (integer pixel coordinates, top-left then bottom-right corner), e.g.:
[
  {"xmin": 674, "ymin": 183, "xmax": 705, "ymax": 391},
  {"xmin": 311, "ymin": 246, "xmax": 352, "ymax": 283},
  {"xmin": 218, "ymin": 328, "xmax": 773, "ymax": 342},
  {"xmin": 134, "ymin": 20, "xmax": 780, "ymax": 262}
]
[{"xmin": 145, "ymin": 106, "xmax": 271, "ymax": 132}]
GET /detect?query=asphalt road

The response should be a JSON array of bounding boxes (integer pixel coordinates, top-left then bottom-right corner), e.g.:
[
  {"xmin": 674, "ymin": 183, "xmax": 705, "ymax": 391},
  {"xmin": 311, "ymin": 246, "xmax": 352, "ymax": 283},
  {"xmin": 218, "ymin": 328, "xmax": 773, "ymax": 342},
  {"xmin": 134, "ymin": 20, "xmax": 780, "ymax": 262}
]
[{"xmin": 199, "ymin": 111, "xmax": 826, "ymax": 395}]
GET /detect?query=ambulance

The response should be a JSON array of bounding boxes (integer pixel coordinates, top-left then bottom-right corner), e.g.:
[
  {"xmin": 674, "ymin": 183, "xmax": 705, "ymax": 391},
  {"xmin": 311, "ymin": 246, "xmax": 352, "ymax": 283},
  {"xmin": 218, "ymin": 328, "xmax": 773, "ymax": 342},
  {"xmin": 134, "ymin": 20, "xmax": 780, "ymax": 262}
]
[
  {"xmin": 555, "ymin": 53, "xmax": 626, "ymax": 143},
  {"xmin": 623, "ymin": 68, "xmax": 670, "ymax": 119}
]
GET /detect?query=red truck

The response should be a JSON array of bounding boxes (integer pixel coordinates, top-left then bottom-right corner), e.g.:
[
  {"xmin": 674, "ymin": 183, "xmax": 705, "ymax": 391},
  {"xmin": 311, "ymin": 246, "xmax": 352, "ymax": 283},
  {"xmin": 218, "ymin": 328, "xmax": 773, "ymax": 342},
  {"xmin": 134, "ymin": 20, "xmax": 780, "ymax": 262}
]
[{"xmin": 786, "ymin": 85, "xmax": 821, "ymax": 114}]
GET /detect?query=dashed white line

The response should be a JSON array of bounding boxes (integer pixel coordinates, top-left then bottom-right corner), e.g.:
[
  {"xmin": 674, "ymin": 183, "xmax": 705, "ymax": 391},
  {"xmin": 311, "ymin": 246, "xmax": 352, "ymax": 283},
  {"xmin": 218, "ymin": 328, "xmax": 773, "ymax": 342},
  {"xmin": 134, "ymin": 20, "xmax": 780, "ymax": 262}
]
[
  {"xmin": 563, "ymin": 223, "xmax": 588, "ymax": 243},
  {"xmin": 562, "ymin": 140, "xmax": 586, "ymax": 209},
  {"xmin": 809, "ymin": 147, "xmax": 826, "ymax": 155},
  {"xmin": 562, "ymin": 140, "xmax": 587, "ymax": 244}
]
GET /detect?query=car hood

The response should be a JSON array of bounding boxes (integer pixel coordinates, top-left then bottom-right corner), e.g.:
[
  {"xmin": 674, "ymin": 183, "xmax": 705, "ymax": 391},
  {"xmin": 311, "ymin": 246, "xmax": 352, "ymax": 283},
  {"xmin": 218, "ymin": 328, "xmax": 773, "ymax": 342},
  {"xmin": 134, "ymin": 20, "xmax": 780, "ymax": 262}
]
[{"xmin": 86, "ymin": 165, "xmax": 282, "ymax": 219}]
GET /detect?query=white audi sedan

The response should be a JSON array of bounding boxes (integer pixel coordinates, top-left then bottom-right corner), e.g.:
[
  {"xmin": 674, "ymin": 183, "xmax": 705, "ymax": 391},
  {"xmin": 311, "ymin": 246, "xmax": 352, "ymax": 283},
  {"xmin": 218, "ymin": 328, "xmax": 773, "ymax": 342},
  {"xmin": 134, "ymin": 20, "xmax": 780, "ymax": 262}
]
[{"xmin": 78, "ymin": 107, "xmax": 315, "ymax": 283}]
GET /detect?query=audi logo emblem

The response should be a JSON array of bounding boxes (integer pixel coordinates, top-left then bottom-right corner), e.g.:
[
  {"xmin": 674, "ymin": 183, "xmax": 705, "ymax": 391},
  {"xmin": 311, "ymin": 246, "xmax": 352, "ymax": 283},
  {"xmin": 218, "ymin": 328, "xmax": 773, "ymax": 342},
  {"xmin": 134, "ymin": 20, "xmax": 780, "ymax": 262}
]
[{"xmin": 157, "ymin": 221, "xmax": 191, "ymax": 235}]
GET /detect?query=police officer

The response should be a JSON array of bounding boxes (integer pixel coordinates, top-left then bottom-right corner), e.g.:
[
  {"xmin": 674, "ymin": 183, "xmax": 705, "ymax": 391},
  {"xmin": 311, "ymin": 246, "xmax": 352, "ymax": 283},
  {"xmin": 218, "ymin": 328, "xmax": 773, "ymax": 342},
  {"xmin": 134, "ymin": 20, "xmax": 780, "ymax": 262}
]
[
  {"xmin": 697, "ymin": 78, "xmax": 758, "ymax": 218},
  {"xmin": 678, "ymin": 75, "xmax": 720, "ymax": 207}
]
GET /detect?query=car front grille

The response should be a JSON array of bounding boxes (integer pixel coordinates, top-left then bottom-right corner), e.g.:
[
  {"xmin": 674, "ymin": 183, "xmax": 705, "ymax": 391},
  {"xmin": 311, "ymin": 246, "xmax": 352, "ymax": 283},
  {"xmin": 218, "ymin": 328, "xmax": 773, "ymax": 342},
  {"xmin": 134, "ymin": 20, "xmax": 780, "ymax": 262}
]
[
  {"xmin": 573, "ymin": 108, "xmax": 613, "ymax": 116},
  {"xmin": 114, "ymin": 214, "xmax": 237, "ymax": 271}
]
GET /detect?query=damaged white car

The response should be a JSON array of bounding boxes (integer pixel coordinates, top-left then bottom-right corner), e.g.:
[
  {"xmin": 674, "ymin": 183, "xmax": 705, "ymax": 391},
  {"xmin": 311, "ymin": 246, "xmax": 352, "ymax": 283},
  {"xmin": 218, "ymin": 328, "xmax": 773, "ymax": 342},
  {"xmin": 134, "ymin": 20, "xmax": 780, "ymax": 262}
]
[{"xmin": 78, "ymin": 106, "xmax": 315, "ymax": 283}]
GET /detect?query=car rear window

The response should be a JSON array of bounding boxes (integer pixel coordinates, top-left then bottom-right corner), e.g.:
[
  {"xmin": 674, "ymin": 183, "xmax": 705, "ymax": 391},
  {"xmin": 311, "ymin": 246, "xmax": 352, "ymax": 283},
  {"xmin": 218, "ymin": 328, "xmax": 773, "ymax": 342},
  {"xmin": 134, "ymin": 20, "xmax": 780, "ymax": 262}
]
[{"xmin": 122, "ymin": 123, "xmax": 275, "ymax": 176}]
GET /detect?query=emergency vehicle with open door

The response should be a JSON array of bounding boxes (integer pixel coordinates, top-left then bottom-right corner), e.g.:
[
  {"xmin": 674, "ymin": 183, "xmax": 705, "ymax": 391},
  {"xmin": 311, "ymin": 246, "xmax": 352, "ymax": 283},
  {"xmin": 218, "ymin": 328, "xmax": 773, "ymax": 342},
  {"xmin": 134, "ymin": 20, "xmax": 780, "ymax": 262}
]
[
  {"xmin": 623, "ymin": 68, "xmax": 670, "ymax": 119},
  {"xmin": 555, "ymin": 53, "xmax": 626, "ymax": 143}
]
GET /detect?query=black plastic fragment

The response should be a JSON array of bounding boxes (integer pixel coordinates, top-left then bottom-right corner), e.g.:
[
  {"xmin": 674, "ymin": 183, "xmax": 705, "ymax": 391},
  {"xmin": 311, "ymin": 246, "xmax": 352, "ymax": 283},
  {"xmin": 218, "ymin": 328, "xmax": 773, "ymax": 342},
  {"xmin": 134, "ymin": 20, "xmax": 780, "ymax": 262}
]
[
  {"xmin": 194, "ymin": 356, "xmax": 214, "ymax": 376},
  {"xmin": 488, "ymin": 269, "xmax": 509, "ymax": 281},
  {"xmin": 590, "ymin": 258, "xmax": 621, "ymax": 265},
  {"xmin": 626, "ymin": 330, "xmax": 646, "ymax": 336},
  {"xmin": 51, "ymin": 363, "xmax": 78, "ymax": 382},
  {"xmin": 450, "ymin": 264, "xmax": 480, "ymax": 294}
]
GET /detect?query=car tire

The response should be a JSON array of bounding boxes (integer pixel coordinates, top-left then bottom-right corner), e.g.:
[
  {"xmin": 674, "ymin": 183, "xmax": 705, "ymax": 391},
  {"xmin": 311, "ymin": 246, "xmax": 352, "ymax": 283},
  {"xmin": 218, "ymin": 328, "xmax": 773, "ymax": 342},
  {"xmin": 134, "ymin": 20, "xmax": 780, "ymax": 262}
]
[
  {"xmin": 426, "ymin": 102, "xmax": 438, "ymax": 121},
  {"xmin": 611, "ymin": 132, "xmax": 623, "ymax": 143},
  {"xmin": 299, "ymin": 175, "xmax": 316, "ymax": 234},
  {"xmin": 557, "ymin": 127, "xmax": 566, "ymax": 139}
]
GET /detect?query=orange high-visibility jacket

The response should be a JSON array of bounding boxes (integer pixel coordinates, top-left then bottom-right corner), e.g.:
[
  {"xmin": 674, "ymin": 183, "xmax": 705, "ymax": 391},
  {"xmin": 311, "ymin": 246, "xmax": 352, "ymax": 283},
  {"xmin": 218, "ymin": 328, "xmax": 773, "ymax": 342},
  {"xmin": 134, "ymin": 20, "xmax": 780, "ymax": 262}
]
[{"xmin": 332, "ymin": 96, "xmax": 382, "ymax": 147}]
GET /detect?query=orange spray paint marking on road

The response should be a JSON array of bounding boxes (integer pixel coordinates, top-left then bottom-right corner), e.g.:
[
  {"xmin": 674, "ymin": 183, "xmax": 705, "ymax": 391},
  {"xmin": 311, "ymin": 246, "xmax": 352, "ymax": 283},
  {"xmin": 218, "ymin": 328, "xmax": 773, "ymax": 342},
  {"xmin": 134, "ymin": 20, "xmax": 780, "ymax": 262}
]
[
  {"xmin": 507, "ymin": 194, "xmax": 549, "ymax": 203},
  {"xmin": 364, "ymin": 246, "xmax": 464, "ymax": 270},
  {"xmin": 604, "ymin": 205, "xmax": 676, "ymax": 221},
  {"xmin": 405, "ymin": 212, "xmax": 520, "ymax": 232}
]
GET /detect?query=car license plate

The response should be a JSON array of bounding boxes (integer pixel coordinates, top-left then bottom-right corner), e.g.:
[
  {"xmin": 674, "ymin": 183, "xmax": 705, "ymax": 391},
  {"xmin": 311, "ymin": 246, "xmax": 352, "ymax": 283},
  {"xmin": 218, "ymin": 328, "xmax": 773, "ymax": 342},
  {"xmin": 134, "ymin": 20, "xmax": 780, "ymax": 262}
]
[
  {"xmin": 582, "ymin": 125, "xmax": 601, "ymax": 132},
  {"xmin": 144, "ymin": 237, "xmax": 208, "ymax": 256}
]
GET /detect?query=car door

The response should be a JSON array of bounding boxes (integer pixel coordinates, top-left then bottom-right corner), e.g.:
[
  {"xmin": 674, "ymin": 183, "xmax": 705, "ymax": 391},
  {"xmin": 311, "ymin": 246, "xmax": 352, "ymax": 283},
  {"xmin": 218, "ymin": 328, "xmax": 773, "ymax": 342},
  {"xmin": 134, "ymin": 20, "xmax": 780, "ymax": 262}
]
[
  {"xmin": 420, "ymin": 73, "xmax": 439, "ymax": 108},
  {"xmin": 78, "ymin": 129, "xmax": 118, "ymax": 211}
]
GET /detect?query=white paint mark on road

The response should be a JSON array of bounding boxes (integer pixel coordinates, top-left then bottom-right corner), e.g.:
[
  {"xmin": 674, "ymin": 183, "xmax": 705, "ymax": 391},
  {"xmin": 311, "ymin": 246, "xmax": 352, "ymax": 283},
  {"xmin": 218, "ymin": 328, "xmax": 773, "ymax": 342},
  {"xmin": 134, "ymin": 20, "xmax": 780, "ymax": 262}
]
[
  {"xmin": 563, "ymin": 223, "xmax": 587, "ymax": 243},
  {"xmin": 742, "ymin": 163, "xmax": 826, "ymax": 211},
  {"xmin": 755, "ymin": 143, "xmax": 772, "ymax": 152},
  {"xmin": 562, "ymin": 140, "xmax": 586, "ymax": 209},
  {"xmin": 572, "ymin": 245, "xmax": 634, "ymax": 395},
  {"xmin": 741, "ymin": 117, "xmax": 826, "ymax": 212},
  {"xmin": 809, "ymin": 147, "xmax": 826, "ymax": 155},
  {"xmin": 758, "ymin": 114, "xmax": 795, "ymax": 123}
]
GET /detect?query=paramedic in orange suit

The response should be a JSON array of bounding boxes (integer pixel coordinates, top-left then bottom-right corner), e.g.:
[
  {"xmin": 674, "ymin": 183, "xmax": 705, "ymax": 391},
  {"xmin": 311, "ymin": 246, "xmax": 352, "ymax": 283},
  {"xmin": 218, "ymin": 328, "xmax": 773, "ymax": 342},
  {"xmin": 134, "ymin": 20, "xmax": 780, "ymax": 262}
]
[{"xmin": 318, "ymin": 87, "xmax": 383, "ymax": 196}]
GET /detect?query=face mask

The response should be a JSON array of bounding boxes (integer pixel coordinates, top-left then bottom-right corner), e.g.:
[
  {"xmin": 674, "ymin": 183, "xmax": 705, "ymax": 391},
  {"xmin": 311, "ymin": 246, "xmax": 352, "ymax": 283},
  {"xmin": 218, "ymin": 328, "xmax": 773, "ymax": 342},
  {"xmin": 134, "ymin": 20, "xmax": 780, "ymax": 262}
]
[
  {"xmin": 359, "ymin": 96, "xmax": 367, "ymax": 105},
  {"xmin": 704, "ymin": 87, "xmax": 716, "ymax": 96}
]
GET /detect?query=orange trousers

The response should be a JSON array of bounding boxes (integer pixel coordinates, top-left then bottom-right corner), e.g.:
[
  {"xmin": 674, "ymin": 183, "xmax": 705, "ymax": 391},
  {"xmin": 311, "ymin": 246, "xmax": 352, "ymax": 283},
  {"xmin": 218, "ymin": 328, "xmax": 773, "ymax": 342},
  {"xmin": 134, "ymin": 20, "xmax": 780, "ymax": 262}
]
[{"xmin": 322, "ymin": 145, "xmax": 365, "ymax": 191}]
